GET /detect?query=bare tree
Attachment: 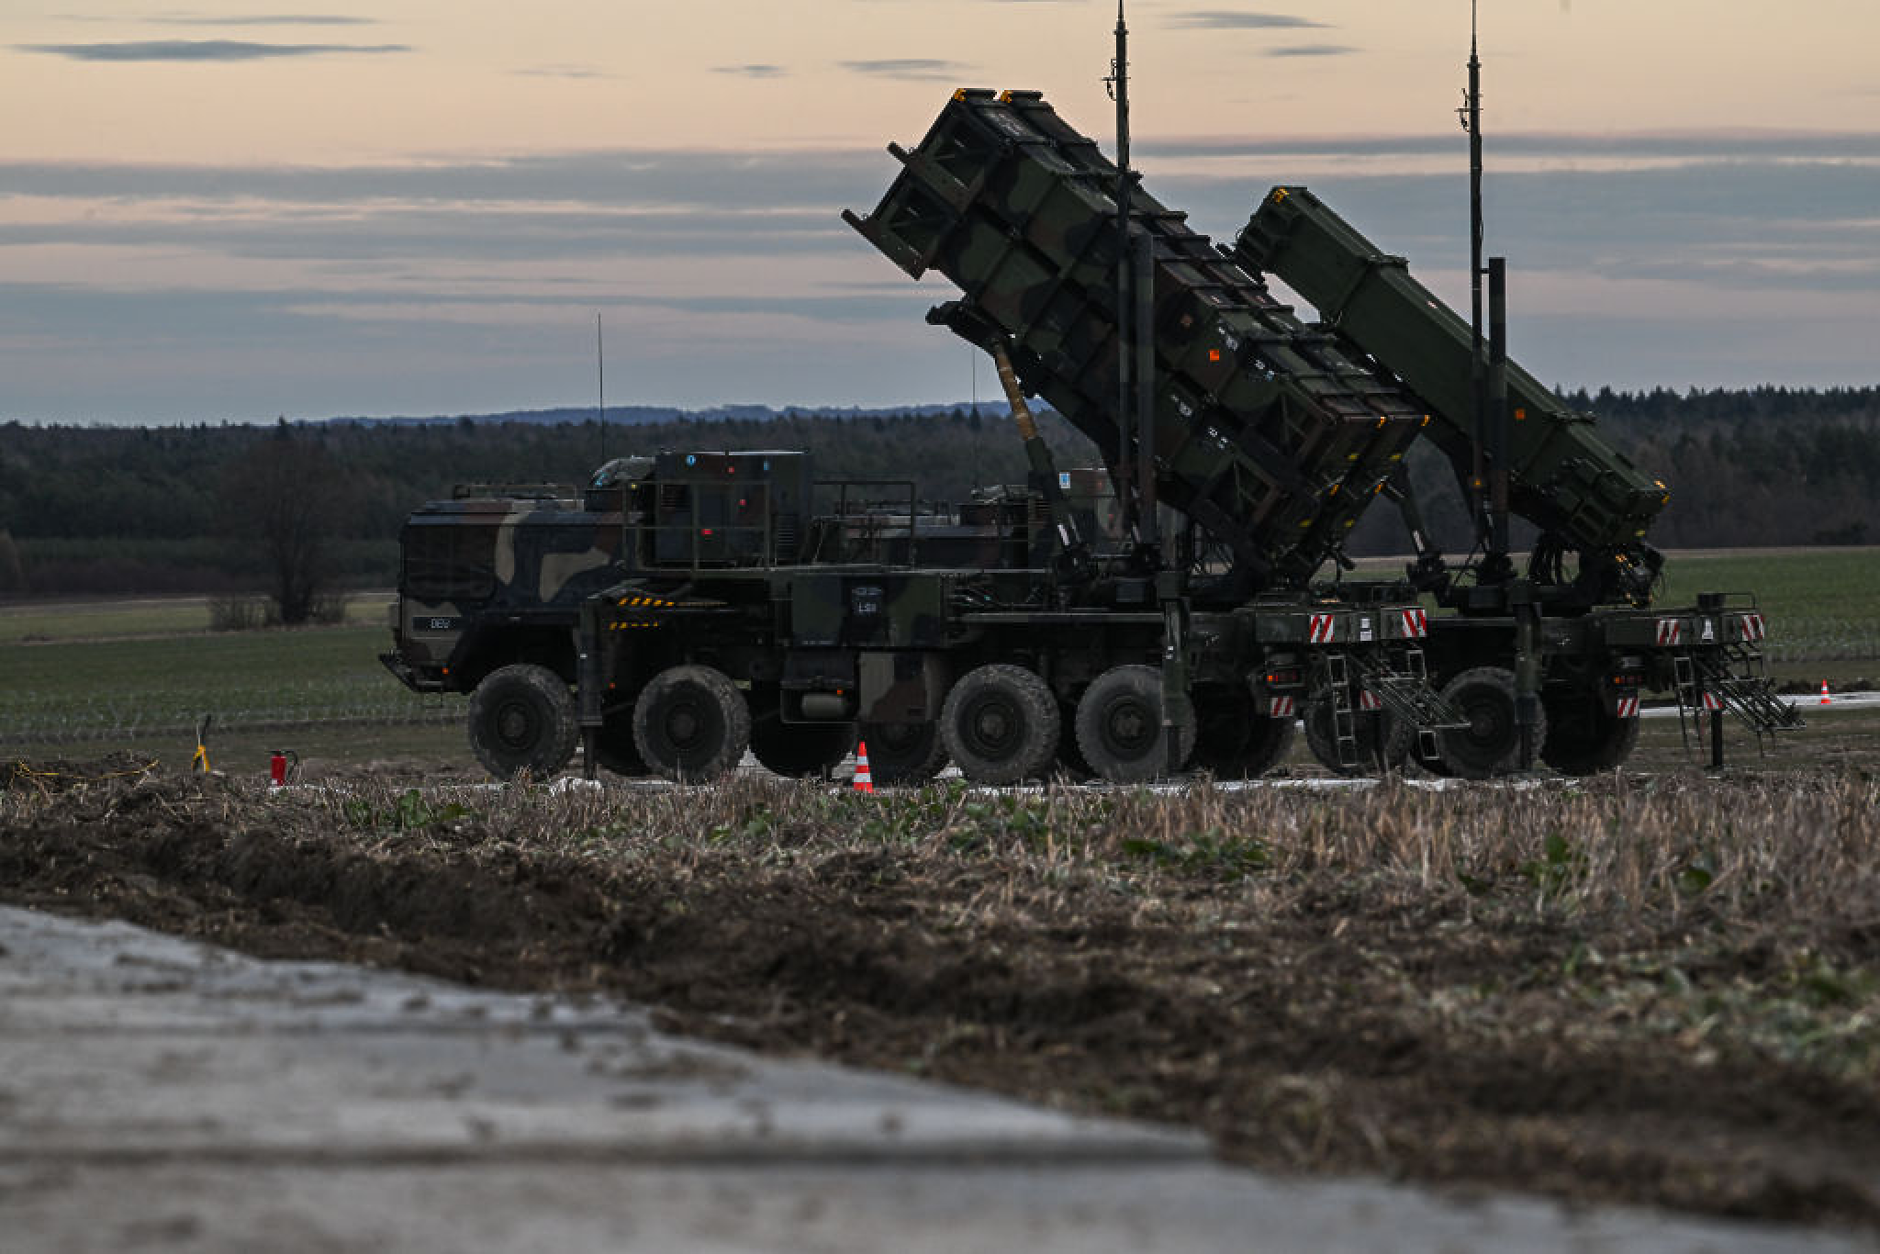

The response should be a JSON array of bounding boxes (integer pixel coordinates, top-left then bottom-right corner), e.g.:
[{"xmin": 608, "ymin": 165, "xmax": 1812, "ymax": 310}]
[{"xmin": 218, "ymin": 422, "xmax": 348, "ymax": 625}]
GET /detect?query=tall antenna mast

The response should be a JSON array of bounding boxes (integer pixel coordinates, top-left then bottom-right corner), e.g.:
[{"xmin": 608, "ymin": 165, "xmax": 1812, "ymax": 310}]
[
  {"xmin": 596, "ymin": 312, "xmax": 607, "ymax": 463},
  {"xmin": 1461, "ymin": 0, "xmax": 1487, "ymax": 544},
  {"xmin": 1106, "ymin": 0, "xmax": 1136, "ymax": 531}
]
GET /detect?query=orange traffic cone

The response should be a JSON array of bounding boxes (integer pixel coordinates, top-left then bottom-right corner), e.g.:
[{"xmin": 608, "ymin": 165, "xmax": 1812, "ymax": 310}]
[
  {"xmin": 853, "ymin": 740, "xmax": 875, "ymax": 794},
  {"xmin": 1820, "ymin": 681, "xmax": 1832, "ymax": 705}
]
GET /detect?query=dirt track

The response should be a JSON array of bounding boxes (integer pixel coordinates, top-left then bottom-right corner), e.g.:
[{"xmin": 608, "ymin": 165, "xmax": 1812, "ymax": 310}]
[{"xmin": 3, "ymin": 758, "xmax": 1878, "ymax": 1229}]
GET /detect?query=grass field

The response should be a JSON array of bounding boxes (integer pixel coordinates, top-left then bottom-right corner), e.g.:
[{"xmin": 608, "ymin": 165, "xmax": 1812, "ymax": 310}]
[
  {"xmin": 1, "ymin": 608, "xmax": 453, "ymax": 757},
  {"xmin": 1658, "ymin": 548, "xmax": 1880, "ymax": 665},
  {"xmin": 2, "ymin": 550, "xmax": 1875, "ymax": 769},
  {"xmin": 0, "ymin": 591, "xmax": 391, "ymax": 644},
  {"xmin": 0, "ymin": 597, "xmax": 219, "ymax": 643}
]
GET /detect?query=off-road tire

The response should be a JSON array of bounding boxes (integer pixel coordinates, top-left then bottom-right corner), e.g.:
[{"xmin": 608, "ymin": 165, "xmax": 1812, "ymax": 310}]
[
  {"xmin": 1190, "ymin": 684, "xmax": 1295, "ymax": 779},
  {"xmin": 1437, "ymin": 666, "xmax": 1548, "ymax": 780},
  {"xmin": 1540, "ymin": 690, "xmax": 1640, "ymax": 776},
  {"xmin": 468, "ymin": 663, "xmax": 579, "ymax": 780},
  {"xmin": 940, "ymin": 664, "xmax": 1060, "ymax": 785},
  {"xmin": 1075, "ymin": 665, "xmax": 1194, "ymax": 784},
  {"xmin": 748, "ymin": 685, "xmax": 853, "ymax": 779},
  {"xmin": 632, "ymin": 664, "xmax": 750, "ymax": 784},
  {"xmin": 858, "ymin": 721, "xmax": 948, "ymax": 786}
]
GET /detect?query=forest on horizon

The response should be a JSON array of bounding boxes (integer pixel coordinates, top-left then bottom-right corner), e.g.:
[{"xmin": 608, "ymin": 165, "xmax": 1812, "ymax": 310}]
[{"xmin": 1, "ymin": 383, "xmax": 1877, "ymax": 599}]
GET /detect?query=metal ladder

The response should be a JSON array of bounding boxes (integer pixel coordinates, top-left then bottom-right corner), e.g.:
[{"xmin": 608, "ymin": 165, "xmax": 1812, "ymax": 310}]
[
  {"xmin": 1311, "ymin": 651, "xmax": 1360, "ymax": 770},
  {"xmin": 1690, "ymin": 647, "xmax": 1807, "ymax": 734},
  {"xmin": 1672, "ymin": 647, "xmax": 1805, "ymax": 761},
  {"xmin": 1347, "ymin": 645, "xmax": 1467, "ymax": 761}
]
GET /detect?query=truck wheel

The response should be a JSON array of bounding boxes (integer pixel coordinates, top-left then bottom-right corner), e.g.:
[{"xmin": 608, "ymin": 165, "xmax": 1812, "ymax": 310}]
[
  {"xmin": 858, "ymin": 721, "xmax": 947, "ymax": 785},
  {"xmin": 632, "ymin": 665, "xmax": 751, "ymax": 784},
  {"xmin": 1302, "ymin": 699, "xmax": 1402, "ymax": 777},
  {"xmin": 1437, "ymin": 667, "xmax": 1547, "ymax": 779},
  {"xmin": 1075, "ymin": 665, "xmax": 1193, "ymax": 784},
  {"xmin": 1190, "ymin": 685, "xmax": 1294, "ymax": 779},
  {"xmin": 468, "ymin": 663, "xmax": 579, "ymax": 780},
  {"xmin": 748, "ymin": 685, "xmax": 853, "ymax": 779},
  {"xmin": 1540, "ymin": 691, "xmax": 1639, "ymax": 775},
  {"xmin": 593, "ymin": 709, "xmax": 648, "ymax": 778},
  {"xmin": 941, "ymin": 664, "xmax": 1060, "ymax": 785}
]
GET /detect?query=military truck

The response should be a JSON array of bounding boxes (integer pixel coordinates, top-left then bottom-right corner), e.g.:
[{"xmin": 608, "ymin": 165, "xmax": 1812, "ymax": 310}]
[
  {"xmin": 382, "ymin": 443, "xmax": 1443, "ymax": 784},
  {"xmin": 382, "ymin": 88, "xmax": 1797, "ymax": 784}
]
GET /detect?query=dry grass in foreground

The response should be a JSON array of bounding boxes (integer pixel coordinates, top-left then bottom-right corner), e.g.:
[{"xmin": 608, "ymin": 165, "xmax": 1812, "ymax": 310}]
[{"xmin": 4, "ymin": 762, "xmax": 1879, "ymax": 1228}]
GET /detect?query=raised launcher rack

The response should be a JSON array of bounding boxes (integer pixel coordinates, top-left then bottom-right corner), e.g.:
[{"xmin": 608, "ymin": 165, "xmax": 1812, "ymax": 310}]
[
  {"xmin": 1233, "ymin": 185, "xmax": 1670, "ymax": 601},
  {"xmin": 844, "ymin": 89, "xmax": 1432, "ymax": 594}
]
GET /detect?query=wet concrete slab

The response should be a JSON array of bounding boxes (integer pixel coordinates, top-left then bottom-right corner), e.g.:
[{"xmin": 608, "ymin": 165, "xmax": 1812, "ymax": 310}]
[{"xmin": 0, "ymin": 904, "xmax": 1865, "ymax": 1253}]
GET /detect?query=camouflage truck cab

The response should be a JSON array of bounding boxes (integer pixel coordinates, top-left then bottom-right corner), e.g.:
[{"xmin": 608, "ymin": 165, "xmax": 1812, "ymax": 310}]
[
  {"xmin": 384, "ymin": 451, "xmax": 844, "ymax": 781},
  {"xmin": 385, "ymin": 486, "xmax": 623, "ymax": 694},
  {"xmin": 387, "ymin": 451, "xmax": 811, "ymax": 686}
]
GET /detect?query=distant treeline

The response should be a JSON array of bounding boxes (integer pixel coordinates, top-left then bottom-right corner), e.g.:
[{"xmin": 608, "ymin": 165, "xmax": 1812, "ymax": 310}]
[
  {"xmin": 1566, "ymin": 385, "xmax": 1880, "ymax": 550},
  {"xmin": 1343, "ymin": 384, "xmax": 1880, "ymax": 558},
  {"xmin": 0, "ymin": 409, "xmax": 1096, "ymax": 595},
  {"xmin": 1, "ymin": 384, "xmax": 1877, "ymax": 595}
]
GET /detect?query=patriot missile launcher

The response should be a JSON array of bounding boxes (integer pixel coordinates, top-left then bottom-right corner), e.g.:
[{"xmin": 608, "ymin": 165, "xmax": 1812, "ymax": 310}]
[
  {"xmin": 844, "ymin": 88, "xmax": 1800, "ymax": 773},
  {"xmin": 381, "ymin": 64, "xmax": 1798, "ymax": 787}
]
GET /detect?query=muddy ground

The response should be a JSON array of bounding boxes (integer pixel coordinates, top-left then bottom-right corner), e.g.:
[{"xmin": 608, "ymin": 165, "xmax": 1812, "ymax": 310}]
[{"xmin": 3, "ymin": 757, "xmax": 1878, "ymax": 1231}]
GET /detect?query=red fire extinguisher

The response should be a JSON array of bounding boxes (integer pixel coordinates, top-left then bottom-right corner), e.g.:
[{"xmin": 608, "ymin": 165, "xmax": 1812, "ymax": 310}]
[{"xmin": 269, "ymin": 750, "xmax": 299, "ymax": 787}]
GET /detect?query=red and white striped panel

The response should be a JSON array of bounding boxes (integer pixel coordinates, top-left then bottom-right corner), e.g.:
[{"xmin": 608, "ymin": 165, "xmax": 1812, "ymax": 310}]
[
  {"xmin": 1614, "ymin": 695, "xmax": 1641, "ymax": 719},
  {"xmin": 1655, "ymin": 618, "xmax": 1682, "ymax": 646},
  {"xmin": 1268, "ymin": 695, "xmax": 1297, "ymax": 718},
  {"xmin": 1308, "ymin": 613, "xmax": 1336, "ymax": 644},
  {"xmin": 1358, "ymin": 690, "xmax": 1384, "ymax": 711},
  {"xmin": 1738, "ymin": 613, "xmax": 1766, "ymax": 642},
  {"xmin": 1400, "ymin": 607, "xmax": 1428, "ymax": 638},
  {"xmin": 1701, "ymin": 690, "xmax": 1724, "ymax": 712}
]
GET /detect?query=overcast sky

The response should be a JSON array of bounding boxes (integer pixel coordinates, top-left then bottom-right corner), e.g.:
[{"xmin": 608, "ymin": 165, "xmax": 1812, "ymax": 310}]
[{"xmin": 4, "ymin": 1, "xmax": 1878, "ymax": 424}]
